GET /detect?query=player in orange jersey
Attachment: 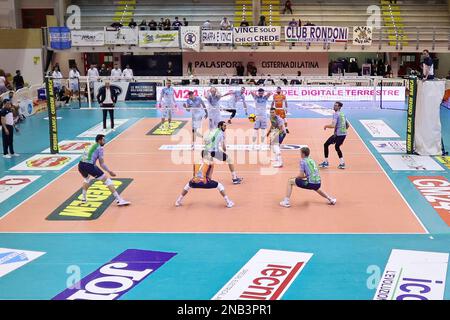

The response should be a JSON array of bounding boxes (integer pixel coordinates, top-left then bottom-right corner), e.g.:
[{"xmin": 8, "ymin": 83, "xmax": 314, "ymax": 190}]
[{"xmin": 271, "ymin": 87, "xmax": 289, "ymax": 134}]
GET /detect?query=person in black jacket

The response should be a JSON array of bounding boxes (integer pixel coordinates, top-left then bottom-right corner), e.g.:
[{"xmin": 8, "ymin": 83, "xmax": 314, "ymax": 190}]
[{"xmin": 97, "ymin": 81, "xmax": 118, "ymax": 131}]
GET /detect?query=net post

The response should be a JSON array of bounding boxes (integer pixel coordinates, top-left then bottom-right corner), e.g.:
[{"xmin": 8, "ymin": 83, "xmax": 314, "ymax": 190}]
[
  {"xmin": 406, "ymin": 77, "xmax": 417, "ymax": 154},
  {"xmin": 87, "ymin": 76, "xmax": 92, "ymax": 109},
  {"xmin": 45, "ymin": 76, "xmax": 59, "ymax": 154}
]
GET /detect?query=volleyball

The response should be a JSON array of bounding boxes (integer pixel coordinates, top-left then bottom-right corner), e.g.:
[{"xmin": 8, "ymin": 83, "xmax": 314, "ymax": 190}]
[{"xmin": 248, "ymin": 113, "xmax": 257, "ymax": 122}]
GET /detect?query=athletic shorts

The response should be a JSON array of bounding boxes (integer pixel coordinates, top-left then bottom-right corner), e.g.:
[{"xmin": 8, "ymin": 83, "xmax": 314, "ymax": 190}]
[
  {"xmin": 295, "ymin": 178, "xmax": 321, "ymax": 191},
  {"xmin": 326, "ymin": 135, "xmax": 346, "ymax": 146},
  {"xmin": 161, "ymin": 107, "xmax": 173, "ymax": 119},
  {"xmin": 209, "ymin": 117, "xmax": 220, "ymax": 130},
  {"xmin": 270, "ymin": 130, "xmax": 286, "ymax": 144},
  {"xmin": 78, "ymin": 162, "xmax": 104, "ymax": 179},
  {"xmin": 254, "ymin": 118, "xmax": 267, "ymax": 130},
  {"xmin": 189, "ymin": 179, "xmax": 219, "ymax": 189},
  {"xmin": 202, "ymin": 150, "xmax": 228, "ymax": 162},
  {"xmin": 192, "ymin": 117, "xmax": 203, "ymax": 130},
  {"xmin": 275, "ymin": 109, "xmax": 286, "ymax": 119}
]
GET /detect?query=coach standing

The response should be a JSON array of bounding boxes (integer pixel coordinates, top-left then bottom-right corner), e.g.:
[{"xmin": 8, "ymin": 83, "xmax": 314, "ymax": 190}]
[
  {"xmin": 97, "ymin": 81, "xmax": 118, "ymax": 131},
  {"xmin": 422, "ymin": 50, "xmax": 435, "ymax": 80},
  {"xmin": 1, "ymin": 101, "xmax": 18, "ymax": 158}
]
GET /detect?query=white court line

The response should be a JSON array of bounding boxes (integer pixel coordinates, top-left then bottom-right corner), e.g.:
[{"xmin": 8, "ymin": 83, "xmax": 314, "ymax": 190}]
[
  {"xmin": 349, "ymin": 119, "xmax": 430, "ymax": 234},
  {"xmin": 73, "ymin": 170, "xmax": 382, "ymax": 174},
  {"xmin": 0, "ymin": 119, "xmax": 143, "ymax": 221},
  {"xmin": 0, "ymin": 231, "xmax": 429, "ymax": 235}
]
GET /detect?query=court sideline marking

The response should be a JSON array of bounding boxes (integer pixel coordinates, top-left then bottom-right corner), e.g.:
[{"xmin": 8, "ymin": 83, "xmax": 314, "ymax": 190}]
[{"xmin": 349, "ymin": 119, "xmax": 429, "ymax": 234}]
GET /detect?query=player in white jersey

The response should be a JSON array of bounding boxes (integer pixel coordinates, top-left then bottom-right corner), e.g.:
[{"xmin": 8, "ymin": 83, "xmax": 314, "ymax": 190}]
[
  {"xmin": 206, "ymin": 87, "xmax": 224, "ymax": 130},
  {"xmin": 184, "ymin": 91, "xmax": 208, "ymax": 149},
  {"xmin": 250, "ymin": 88, "xmax": 272, "ymax": 147},
  {"xmin": 224, "ymin": 87, "xmax": 248, "ymax": 124},
  {"xmin": 158, "ymin": 80, "xmax": 177, "ymax": 129}
]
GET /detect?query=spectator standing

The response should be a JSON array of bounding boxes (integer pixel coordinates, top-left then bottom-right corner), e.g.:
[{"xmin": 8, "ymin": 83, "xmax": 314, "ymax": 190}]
[
  {"xmin": 172, "ymin": 17, "xmax": 183, "ymax": 30},
  {"xmin": 0, "ymin": 73, "xmax": 7, "ymax": 95},
  {"xmin": 87, "ymin": 64, "xmax": 99, "ymax": 98},
  {"xmin": 148, "ymin": 19, "xmax": 157, "ymax": 30},
  {"xmin": 139, "ymin": 20, "xmax": 148, "ymax": 30},
  {"xmin": 158, "ymin": 18, "xmax": 165, "ymax": 30},
  {"xmin": 283, "ymin": 0, "xmax": 293, "ymax": 14},
  {"xmin": 99, "ymin": 64, "xmax": 110, "ymax": 77},
  {"xmin": 52, "ymin": 65, "xmax": 63, "ymax": 92},
  {"xmin": 111, "ymin": 65, "xmax": 122, "ymax": 81},
  {"xmin": 167, "ymin": 61, "xmax": 174, "ymax": 76},
  {"xmin": 298, "ymin": 19, "xmax": 302, "ymax": 27},
  {"xmin": 422, "ymin": 49, "xmax": 434, "ymax": 80},
  {"xmin": 13, "ymin": 70, "xmax": 24, "ymax": 90},
  {"xmin": 97, "ymin": 81, "xmax": 118, "ymax": 131},
  {"xmin": 129, "ymin": 18, "xmax": 137, "ymax": 28},
  {"xmin": 1, "ymin": 101, "xmax": 18, "ymax": 158},
  {"xmin": 258, "ymin": 15, "xmax": 267, "ymax": 26},
  {"xmin": 69, "ymin": 66, "xmax": 80, "ymax": 95},
  {"xmin": 183, "ymin": 17, "xmax": 188, "ymax": 26},
  {"xmin": 202, "ymin": 20, "xmax": 212, "ymax": 30},
  {"xmin": 163, "ymin": 18, "xmax": 172, "ymax": 30},
  {"xmin": 382, "ymin": 61, "xmax": 392, "ymax": 78},
  {"xmin": 122, "ymin": 64, "xmax": 134, "ymax": 81}
]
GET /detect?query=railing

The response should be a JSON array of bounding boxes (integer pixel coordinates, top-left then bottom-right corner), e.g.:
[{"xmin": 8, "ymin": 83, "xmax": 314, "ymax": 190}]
[{"xmin": 44, "ymin": 26, "xmax": 450, "ymax": 51}]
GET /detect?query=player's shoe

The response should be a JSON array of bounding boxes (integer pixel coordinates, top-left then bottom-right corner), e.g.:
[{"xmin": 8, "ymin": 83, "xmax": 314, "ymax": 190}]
[
  {"xmin": 286, "ymin": 128, "xmax": 290, "ymax": 134},
  {"xmin": 111, "ymin": 128, "xmax": 115, "ymax": 132},
  {"xmin": 227, "ymin": 119, "xmax": 232, "ymax": 124},
  {"xmin": 329, "ymin": 198, "xmax": 337, "ymax": 205},
  {"xmin": 81, "ymin": 196, "xmax": 87, "ymax": 203},
  {"xmin": 175, "ymin": 200, "xmax": 182, "ymax": 207},
  {"xmin": 279, "ymin": 200, "xmax": 291, "ymax": 208},
  {"xmin": 226, "ymin": 200, "xmax": 235, "ymax": 208},
  {"xmin": 11, "ymin": 153, "xmax": 20, "ymax": 157},
  {"xmin": 232, "ymin": 177, "xmax": 243, "ymax": 184},
  {"xmin": 3, "ymin": 154, "xmax": 11, "ymax": 159},
  {"xmin": 117, "ymin": 199, "xmax": 131, "ymax": 206},
  {"xmin": 319, "ymin": 161, "xmax": 329, "ymax": 168},
  {"xmin": 273, "ymin": 161, "xmax": 283, "ymax": 168},
  {"xmin": 338, "ymin": 164, "xmax": 346, "ymax": 170}
]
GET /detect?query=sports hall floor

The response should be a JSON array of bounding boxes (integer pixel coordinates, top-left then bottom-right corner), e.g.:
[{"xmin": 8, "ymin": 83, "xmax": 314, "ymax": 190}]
[{"xmin": 0, "ymin": 100, "xmax": 449, "ymax": 299}]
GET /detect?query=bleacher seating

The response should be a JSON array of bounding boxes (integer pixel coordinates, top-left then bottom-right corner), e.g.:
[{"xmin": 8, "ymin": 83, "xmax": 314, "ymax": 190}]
[{"xmin": 75, "ymin": 0, "xmax": 237, "ymax": 29}]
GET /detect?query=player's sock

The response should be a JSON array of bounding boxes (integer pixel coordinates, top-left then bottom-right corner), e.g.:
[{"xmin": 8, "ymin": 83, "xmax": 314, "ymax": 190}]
[
  {"xmin": 339, "ymin": 158, "xmax": 345, "ymax": 165},
  {"xmin": 284, "ymin": 197, "xmax": 290, "ymax": 203},
  {"xmin": 112, "ymin": 191, "xmax": 122, "ymax": 201},
  {"xmin": 231, "ymin": 172, "xmax": 237, "ymax": 180},
  {"xmin": 81, "ymin": 189, "xmax": 87, "ymax": 201},
  {"xmin": 224, "ymin": 195, "xmax": 231, "ymax": 203},
  {"xmin": 176, "ymin": 195, "xmax": 184, "ymax": 203}
]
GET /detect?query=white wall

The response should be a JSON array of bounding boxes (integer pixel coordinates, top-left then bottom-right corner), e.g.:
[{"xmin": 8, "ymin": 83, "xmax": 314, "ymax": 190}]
[
  {"xmin": 53, "ymin": 51, "xmax": 85, "ymax": 76},
  {"xmin": 0, "ymin": 48, "xmax": 43, "ymax": 85}
]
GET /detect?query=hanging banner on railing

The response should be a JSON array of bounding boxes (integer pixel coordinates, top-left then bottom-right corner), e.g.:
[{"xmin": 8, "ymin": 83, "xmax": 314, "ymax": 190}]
[
  {"xmin": 49, "ymin": 27, "xmax": 72, "ymax": 50},
  {"xmin": 233, "ymin": 26, "xmax": 281, "ymax": 43},
  {"xmin": 104, "ymin": 27, "xmax": 138, "ymax": 45},
  {"xmin": 71, "ymin": 30, "xmax": 105, "ymax": 46},
  {"xmin": 181, "ymin": 26, "xmax": 200, "ymax": 51},
  {"xmin": 139, "ymin": 30, "xmax": 180, "ymax": 47},
  {"xmin": 285, "ymin": 26, "xmax": 348, "ymax": 43},
  {"xmin": 201, "ymin": 30, "xmax": 233, "ymax": 44},
  {"xmin": 353, "ymin": 26, "xmax": 373, "ymax": 46}
]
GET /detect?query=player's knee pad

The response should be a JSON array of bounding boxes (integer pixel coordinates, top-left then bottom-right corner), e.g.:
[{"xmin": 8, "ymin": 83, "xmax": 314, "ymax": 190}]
[
  {"xmin": 105, "ymin": 178, "xmax": 114, "ymax": 186},
  {"xmin": 184, "ymin": 183, "xmax": 191, "ymax": 192},
  {"xmin": 217, "ymin": 182, "xmax": 225, "ymax": 192}
]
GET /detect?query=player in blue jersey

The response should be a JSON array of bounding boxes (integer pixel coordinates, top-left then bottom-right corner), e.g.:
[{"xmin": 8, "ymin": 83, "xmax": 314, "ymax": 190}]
[
  {"xmin": 184, "ymin": 91, "xmax": 208, "ymax": 149},
  {"xmin": 206, "ymin": 87, "xmax": 224, "ymax": 130},
  {"xmin": 78, "ymin": 134, "xmax": 130, "ymax": 206},
  {"xmin": 319, "ymin": 101, "xmax": 349, "ymax": 169},
  {"xmin": 280, "ymin": 147, "xmax": 336, "ymax": 208},
  {"xmin": 267, "ymin": 107, "xmax": 287, "ymax": 168},
  {"xmin": 250, "ymin": 88, "xmax": 272, "ymax": 147},
  {"xmin": 224, "ymin": 87, "xmax": 248, "ymax": 124},
  {"xmin": 158, "ymin": 80, "xmax": 177, "ymax": 129}
]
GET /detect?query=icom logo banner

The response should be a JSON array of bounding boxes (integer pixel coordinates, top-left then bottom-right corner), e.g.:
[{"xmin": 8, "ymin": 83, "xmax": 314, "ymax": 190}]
[
  {"xmin": 0, "ymin": 248, "xmax": 46, "ymax": 278},
  {"xmin": 374, "ymin": 249, "xmax": 448, "ymax": 300},
  {"xmin": 212, "ymin": 249, "xmax": 312, "ymax": 300},
  {"xmin": 53, "ymin": 249, "xmax": 176, "ymax": 300}
]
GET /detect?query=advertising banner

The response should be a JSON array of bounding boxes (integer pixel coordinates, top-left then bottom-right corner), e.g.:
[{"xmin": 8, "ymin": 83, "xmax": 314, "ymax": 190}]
[
  {"xmin": 138, "ymin": 30, "xmax": 179, "ymax": 48},
  {"xmin": 104, "ymin": 27, "xmax": 138, "ymax": 45},
  {"xmin": 285, "ymin": 26, "xmax": 348, "ymax": 43},
  {"xmin": 233, "ymin": 26, "xmax": 281, "ymax": 43},
  {"xmin": 201, "ymin": 30, "xmax": 233, "ymax": 44},
  {"xmin": 71, "ymin": 30, "xmax": 105, "ymax": 46}
]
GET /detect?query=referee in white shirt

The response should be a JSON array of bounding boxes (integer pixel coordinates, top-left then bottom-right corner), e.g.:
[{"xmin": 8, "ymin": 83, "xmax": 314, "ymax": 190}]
[
  {"xmin": 87, "ymin": 64, "xmax": 99, "ymax": 98},
  {"xmin": 111, "ymin": 65, "xmax": 122, "ymax": 81},
  {"xmin": 1, "ymin": 101, "xmax": 18, "ymax": 158},
  {"xmin": 96, "ymin": 82, "xmax": 118, "ymax": 131}
]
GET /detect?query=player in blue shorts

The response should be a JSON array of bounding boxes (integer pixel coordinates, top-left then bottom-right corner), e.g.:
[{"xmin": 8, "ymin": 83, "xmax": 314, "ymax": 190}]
[
  {"xmin": 267, "ymin": 107, "xmax": 287, "ymax": 168},
  {"xmin": 319, "ymin": 101, "xmax": 349, "ymax": 169},
  {"xmin": 280, "ymin": 147, "xmax": 336, "ymax": 207},
  {"xmin": 175, "ymin": 153, "xmax": 234, "ymax": 208},
  {"xmin": 158, "ymin": 80, "xmax": 177, "ymax": 129},
  {"xmin": 78, "ymin": 134, "xmax": 130, "ymax": 206},
  {"xmin": 250, "ymin": 88, "xmax": 272, "ymax": 147},
  {"xmin": 184, "ymin": 91, "xmax": 208, "ymax": 149}
]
